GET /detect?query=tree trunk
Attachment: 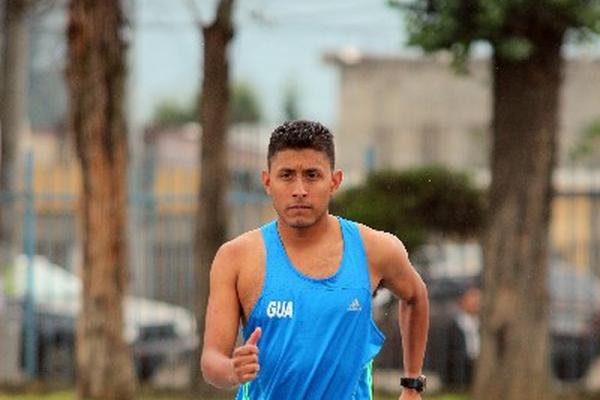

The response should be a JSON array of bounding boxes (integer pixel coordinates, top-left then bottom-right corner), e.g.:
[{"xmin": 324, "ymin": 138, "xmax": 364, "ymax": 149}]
[
  {"xmin": 66, "ymin": 1, "xmax": 136, "ymax": 399},
  {"xmin": 192, "ymin": 0, "xmax": 234, "ymax": 394},
  {"xmin": 473, "ymin": 24, "xmax": 565, "ymax": 400},
  {"xmin": 0, "ymin": 0, "xmax": 29, "ymax": 268}
]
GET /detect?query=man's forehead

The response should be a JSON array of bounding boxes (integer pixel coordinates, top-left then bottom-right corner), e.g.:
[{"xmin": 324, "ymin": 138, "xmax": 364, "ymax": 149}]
[{"xmin": 269, "ymin": 149, "xmax": 331, "ymax": 168}]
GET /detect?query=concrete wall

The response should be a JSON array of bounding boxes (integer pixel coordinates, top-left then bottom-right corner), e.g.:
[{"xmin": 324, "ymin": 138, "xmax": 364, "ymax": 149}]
[{"xmin": 328, "ymin": 54, "xmax": 600, "ymax": 185}]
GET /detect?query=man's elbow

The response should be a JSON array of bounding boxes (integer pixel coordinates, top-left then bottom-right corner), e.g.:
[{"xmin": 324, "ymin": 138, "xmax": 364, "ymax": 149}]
[
  {"xmin": 404, "ymin": 277, "xmax": 428, "ymax": 307},
  {"xmin": 416, "ymin": 278, "xmax": 429, "ymax": 311},
  {"xmin": 417, "ymin": 278, "xmax": 428, "ymax": 302},
  {"xmin": 405, "ymin": 276, "xmax": 429, "ymax": 304}
]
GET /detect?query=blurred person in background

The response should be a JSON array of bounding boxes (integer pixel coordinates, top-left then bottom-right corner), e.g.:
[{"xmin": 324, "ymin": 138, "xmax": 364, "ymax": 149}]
[{"xmin": 441, "ymin": 281, "xmax": 481, "ymax": 390}]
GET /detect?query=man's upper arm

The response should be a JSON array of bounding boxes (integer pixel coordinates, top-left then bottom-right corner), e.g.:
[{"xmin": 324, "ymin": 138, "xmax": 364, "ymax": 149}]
[
  {"xmin": 376, "ymin": 232, "xmax": 426, "ymax": 302},
  {"xmin": 203, "ymin": 241, "xmax": 242, "ymax": 358}
]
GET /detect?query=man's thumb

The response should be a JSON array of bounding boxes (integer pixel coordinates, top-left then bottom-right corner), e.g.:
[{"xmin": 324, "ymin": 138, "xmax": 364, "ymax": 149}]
[{"xmin": 246, "ymin": 327, "xmax": 262, "ymax": 346}]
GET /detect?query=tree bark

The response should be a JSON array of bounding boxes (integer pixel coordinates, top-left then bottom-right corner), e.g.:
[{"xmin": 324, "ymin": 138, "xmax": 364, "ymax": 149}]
[
  {"xmin": 0, "ymin": 0, "xmax": 29, "ymax": 268},
  {"xmin": 473, "ymin": 22, "xmax": 565, "ymax": 400},
  {"xmin": 66, "ymin": 1, "xmax": 136, "ymax": 398},
  {"xmin": 192, "ymin": 0, "xmax": 234, "ymax": 394}
]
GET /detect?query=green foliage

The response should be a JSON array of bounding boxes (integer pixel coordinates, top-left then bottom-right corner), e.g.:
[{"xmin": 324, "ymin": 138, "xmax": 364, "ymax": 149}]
[
  {"xmin": 151, "ymin": 81, "xmax": 262, "ymax": 126},
  {"xmin": 569, "ymin": 116, "xmax": 600, "ymax": 164},
  {"xmin": 152, "ymin": 99, "xmax": 197, "ymax": 126},
  {"xmin": 392, "ymin": 0, "xmax": 600, "ymax": 62},
  {"xmin": 331, "ymin": 166, "xmax": 484, "ymax": 252},
  {"xmin": 231, "ymin": 81, "xmax": 262, "ymax": 123}
]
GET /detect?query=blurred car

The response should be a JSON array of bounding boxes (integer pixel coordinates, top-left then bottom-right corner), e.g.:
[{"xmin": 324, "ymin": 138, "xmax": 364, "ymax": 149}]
[
  {"xmin": 2, "ymin": 255, "xmax": 198, "ymax": 382},
  {"xmin": 421, "ymin": 243, "xmax": 600, "ymax": 385}
]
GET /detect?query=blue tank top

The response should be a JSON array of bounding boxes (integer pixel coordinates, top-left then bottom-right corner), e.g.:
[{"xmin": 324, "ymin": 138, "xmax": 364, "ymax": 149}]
[{"xmin": 236, "ymin": 217, "xmax": 385, "ymax": 400}]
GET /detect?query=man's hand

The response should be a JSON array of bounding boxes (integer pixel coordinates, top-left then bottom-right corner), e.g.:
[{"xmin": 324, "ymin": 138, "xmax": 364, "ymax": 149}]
[
  {"xmin": 400, "ymin": 389, "xmax": 422, "ymax": 400},
  {"xmin": 231, "ymin": 327, "xmax": 262, "ymax": 385}
]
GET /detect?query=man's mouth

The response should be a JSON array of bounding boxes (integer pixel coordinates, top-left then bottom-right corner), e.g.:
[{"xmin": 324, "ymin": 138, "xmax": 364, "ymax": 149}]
[{"xmin": 288, "ymin": 205, "xmax": 312, "ymax": 210}]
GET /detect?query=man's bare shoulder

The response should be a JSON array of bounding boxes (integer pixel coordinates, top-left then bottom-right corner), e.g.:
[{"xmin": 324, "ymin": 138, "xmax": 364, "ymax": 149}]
[
  {"xmin": 356, "ymin": 223, "xmax": 421, "ymax": 299},
  {"xmin": 216, "ymin": 229, "xmax": 262, "ymax": 263},
  {"xmin": 214, "ymin": 228, "xmax": 264, "ymax": 274},
  {"xmin": 220, "ymin": 228, "xmax": 263, "ymax": 253},
  {"xmin": 356, "ymin": 223, "xmax": 410, "ymax": 271}
]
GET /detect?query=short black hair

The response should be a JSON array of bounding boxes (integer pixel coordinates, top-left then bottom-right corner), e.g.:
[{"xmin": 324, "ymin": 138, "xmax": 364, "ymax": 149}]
[{"xmin": 267, "ymin": 120, "xmax": 335, "ymax": 168}]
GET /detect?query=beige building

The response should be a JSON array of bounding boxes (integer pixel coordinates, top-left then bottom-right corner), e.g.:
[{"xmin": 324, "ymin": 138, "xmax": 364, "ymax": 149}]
[{"xmin": 326, "ymin": 52, "xmax": 600, "ymax": 185}]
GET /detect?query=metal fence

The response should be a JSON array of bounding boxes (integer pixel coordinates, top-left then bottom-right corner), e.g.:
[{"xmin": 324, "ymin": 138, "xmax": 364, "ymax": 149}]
[{"xmin": 0, "ymin": 150, "xmax": 272, "ymax": 384}]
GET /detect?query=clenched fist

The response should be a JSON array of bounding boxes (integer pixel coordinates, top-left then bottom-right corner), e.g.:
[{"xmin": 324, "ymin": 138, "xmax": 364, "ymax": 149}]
[{"xmin": 231, "ymin": 327, "xmax": 262, "ymax": 384}]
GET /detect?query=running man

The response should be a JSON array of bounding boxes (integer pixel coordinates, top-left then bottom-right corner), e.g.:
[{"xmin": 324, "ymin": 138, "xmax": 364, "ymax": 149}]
[{"xmin": 201, "ymin": 120, "xmax": 429, "ymax": 399}]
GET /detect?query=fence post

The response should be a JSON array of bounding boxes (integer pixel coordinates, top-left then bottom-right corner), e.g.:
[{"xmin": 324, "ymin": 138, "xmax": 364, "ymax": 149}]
[{"xmin": 23, "ymin": 150, "xmax": 37, "ymax": 378}]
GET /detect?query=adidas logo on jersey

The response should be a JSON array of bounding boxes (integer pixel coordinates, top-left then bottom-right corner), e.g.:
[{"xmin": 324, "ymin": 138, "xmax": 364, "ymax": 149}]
[
  {"xmin": 347, "ymin": 298, "xmax": 362, "ymax": 312},
  {"xmin": 267, "ymin": 301, "xmax": 294, "ymax": 318}
]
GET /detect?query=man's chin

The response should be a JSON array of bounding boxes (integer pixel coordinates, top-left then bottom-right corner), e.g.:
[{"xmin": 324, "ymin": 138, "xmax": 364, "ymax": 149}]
[
  {"xmin": 284, "ymin": 216, "xmax": 315, "ymax": 229},
  {"xmin": 289, "ymin": 220, "xmax": 313, "ymax": 229}
]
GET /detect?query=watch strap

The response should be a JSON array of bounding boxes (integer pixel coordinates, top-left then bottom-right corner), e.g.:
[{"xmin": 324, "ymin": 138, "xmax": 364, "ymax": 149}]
[{"xmin": 400, "ymin": 375, "xmax": 426, "ymax": 392}]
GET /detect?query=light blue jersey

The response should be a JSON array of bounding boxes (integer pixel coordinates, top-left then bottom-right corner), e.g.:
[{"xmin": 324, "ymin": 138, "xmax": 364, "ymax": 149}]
[{"xmin": 236, "ymin": 217, "xmax": 385, "ymax": 400}]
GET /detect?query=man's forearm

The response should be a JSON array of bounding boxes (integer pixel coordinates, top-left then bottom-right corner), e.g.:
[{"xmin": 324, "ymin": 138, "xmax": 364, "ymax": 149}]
[{"xmin": 399, "ymin": 282, "xmax": 429, "ymax": 376}]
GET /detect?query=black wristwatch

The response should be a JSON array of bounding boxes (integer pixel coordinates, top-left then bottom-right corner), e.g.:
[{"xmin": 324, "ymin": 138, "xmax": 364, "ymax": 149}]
[{"xmin": 400, "ymin": 375, "xmax": 427, "ymax": 392}]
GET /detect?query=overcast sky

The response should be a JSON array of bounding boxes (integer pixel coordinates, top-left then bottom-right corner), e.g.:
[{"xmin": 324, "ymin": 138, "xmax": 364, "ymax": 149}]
[{"xmin": 130, "ymin": 0, "xmax": 409, "ymax": 129}]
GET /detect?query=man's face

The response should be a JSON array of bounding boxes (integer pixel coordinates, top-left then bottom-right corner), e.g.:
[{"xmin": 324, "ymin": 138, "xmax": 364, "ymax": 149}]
[
  {"xmin": 262, "ymin": 148, "xmax": 343, "ymax": 229},
  {"xmin": 460, "ymin": 287, "xmax": 481, "ymax": 316}
]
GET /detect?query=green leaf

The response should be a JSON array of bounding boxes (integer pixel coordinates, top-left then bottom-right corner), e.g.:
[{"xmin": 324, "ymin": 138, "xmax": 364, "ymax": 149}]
[{"xmin": 496, "ymin": 36, "xmax": 534, "ymax": 60}]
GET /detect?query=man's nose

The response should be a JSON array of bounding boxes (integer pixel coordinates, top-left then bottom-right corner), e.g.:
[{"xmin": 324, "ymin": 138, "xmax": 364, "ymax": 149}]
[{"xmin": 292, "ymin": 180, "xmax": 308, "ymax": 197}]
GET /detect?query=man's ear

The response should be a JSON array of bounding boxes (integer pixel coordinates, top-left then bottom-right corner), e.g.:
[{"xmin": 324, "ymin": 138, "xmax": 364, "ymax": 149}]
[
  {"xmin": 330, "ymin": 169, "xmax": 343, "ymax": 194},
  {"xmin": 261, "ymin": 169, "xmax": 271, "ymax": 195}
]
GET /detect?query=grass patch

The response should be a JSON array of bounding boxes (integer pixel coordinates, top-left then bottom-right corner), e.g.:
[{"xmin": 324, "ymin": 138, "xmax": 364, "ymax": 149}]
[{"xmin": 0, "ymin": 392, "xmax": 73, "ymax": 400}]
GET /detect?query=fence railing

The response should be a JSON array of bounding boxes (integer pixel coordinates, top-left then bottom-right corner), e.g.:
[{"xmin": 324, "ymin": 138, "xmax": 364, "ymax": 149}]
[{"xmin": 0, "ymin": 152, "xmax": 272, "ymax": 383}]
